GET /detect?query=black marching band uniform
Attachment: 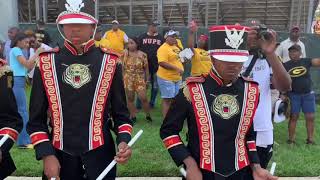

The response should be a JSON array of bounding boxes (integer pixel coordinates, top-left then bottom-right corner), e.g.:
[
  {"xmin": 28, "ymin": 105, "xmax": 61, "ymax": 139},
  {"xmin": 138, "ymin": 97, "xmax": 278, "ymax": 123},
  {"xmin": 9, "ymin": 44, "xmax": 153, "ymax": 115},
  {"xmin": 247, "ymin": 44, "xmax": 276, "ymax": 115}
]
[
  {"xmin": 26, "ymin": 1, "xmax": 132, "ymax": 179},
  {"xmin": 0, "ymin": 62, "xmax": 23, "ymax": 179},
  {"xmin": 160, "ymin": 25, "xmax": 260, "ymax": 180}
]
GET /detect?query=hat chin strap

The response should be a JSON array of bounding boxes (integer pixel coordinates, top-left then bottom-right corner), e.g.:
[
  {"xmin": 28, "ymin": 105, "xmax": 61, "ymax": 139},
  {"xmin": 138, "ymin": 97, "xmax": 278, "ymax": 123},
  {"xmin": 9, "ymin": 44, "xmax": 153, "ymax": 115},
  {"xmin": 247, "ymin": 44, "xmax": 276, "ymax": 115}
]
[{"xmin": 57, "ymin": 23, "xmax": 97, "ymax": 48}]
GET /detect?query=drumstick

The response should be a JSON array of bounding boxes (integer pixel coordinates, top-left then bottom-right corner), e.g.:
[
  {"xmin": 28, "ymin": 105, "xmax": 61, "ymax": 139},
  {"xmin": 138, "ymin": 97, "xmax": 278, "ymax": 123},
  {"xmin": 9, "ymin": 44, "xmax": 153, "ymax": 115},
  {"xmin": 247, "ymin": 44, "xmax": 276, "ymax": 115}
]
[
  {"xmin": 96, "ymin": 130, "xmax": 144, "ymax": 180},
  {"xmin": 0, "ymin": 134, "xmax": 9, "ymax": 147},
  {"xmin": 270, "ymin": 162, "xmax": 277, "ymax": 175},
  {"xmin": 180, "ymin": 167, "xmax": 187, "ymax": 178}
]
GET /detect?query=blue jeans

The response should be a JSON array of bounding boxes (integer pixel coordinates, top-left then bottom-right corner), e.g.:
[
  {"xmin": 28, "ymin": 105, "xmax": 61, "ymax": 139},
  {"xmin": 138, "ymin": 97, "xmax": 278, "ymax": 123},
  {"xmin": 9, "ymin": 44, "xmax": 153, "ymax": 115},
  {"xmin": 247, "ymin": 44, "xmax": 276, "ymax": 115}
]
[
  {"xmin": 136, "ymin": 73, "xmax": 158, "ymax": 108},
  {"xmin": 157, "ymin": 76, "xmax": 181, "ymax": 99},
  {"xmin": 12, "ymin": 77, "xmax": 31, "ymax": 146}
]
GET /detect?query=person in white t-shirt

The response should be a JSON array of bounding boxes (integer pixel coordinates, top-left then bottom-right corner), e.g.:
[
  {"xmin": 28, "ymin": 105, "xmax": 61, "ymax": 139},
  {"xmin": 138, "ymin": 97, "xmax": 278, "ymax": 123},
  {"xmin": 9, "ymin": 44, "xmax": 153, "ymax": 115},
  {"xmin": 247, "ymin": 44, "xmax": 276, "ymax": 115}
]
[
  {"xmin": 276, "ymin": 26, "xmax": 306, "ymax": 63},
  {"xmin": 243, "ymin": 27, "xmax": 292, "ymax": 169},
  {"xmin": 27, "ymin": 34, "xmax": 52, "ymax": 79}
]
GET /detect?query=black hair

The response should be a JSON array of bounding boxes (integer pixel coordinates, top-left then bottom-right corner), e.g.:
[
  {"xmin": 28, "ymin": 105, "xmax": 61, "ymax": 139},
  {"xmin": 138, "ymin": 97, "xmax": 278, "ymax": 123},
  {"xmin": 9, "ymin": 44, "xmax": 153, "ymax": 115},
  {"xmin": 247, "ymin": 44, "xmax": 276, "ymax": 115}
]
[
  {"xmin": 10, "ymin": 33, "xmax": 28, "ymax": 48},
  {"xmin": 129, "ymin": 36, "xmax": 140, "ymax": 50}
]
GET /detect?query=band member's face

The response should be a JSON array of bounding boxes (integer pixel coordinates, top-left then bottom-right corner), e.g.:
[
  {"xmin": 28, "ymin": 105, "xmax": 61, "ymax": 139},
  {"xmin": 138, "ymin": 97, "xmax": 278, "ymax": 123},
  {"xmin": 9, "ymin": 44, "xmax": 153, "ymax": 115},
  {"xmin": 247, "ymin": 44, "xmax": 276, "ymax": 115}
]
[
  {"xmin": 63, "ymin": 24, "xmax": 95, "ymax": 45},
  {"xmin": 213, "ymin": 58, "xmax": 243, "ymax": 82}
]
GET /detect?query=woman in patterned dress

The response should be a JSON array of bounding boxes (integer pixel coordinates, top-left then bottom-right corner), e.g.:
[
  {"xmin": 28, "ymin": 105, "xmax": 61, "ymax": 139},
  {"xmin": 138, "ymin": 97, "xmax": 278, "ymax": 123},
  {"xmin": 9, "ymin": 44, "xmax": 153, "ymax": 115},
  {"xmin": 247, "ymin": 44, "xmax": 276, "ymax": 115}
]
[{"xmin": 122, "ymin": 37, "xmax": 152, "ymax": 123}]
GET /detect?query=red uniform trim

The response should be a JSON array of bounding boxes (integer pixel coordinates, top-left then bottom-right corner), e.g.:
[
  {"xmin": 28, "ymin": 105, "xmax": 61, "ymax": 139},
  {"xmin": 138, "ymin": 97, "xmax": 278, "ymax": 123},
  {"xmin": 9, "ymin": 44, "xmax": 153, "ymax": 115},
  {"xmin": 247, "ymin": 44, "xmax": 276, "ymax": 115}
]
[
  {"xmin": 209, "ymin": 70, "xmax": 223, "ymax": 86},
  {"xmin": 64, "ymin": 41, "xmax": 78, "ymax": 55},
  {"xmin": 235, "ymin": 82, "xmax": 260, "ymax": 170},
  {"xmin": 247, "ymin": 141, "xmax": 257, "ymax": 151},
  {"xmin": 0, "ymin": 128, "xmax": 19, "ymax": 142},
  {"xmin": 186, "ymin": 76, "xmax": 205, "ymax": 84},
  {"xmin": 84, "ymin": 40, "xmax": 95, "ymax": 53},
  {"xmin": 209, "ymin": 25, "xmax": 251, "ymax": 32},
  {"xmin": 163, "ymin": 135, "xmax": 183, "ymax": 149},
  {"xmin": 89, "ymin": 54, "xmax": 118, "ymax": 149},
  {"xmin": 39, "ymin": 53, "xmax": 63, "ymax": 150},
  {"xmin": 118, "ymin": 124, "xmax": 133, "ymax": 135},
  {"xmin": 57, "ymin": 13, "xmax": 98, "ymax": 24},
  {"xmin": 188, "ymin": 83, "xmax": 215, "ymax": 172},
  {"xmin": 30, "ymin": 132, "xmax": 49, "ymax": 146}
]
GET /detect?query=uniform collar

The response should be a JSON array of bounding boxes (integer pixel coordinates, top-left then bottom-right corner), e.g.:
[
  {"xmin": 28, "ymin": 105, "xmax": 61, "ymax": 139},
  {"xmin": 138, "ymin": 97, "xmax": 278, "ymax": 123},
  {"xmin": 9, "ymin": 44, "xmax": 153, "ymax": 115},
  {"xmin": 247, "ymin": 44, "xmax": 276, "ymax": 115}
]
[
  {"xmin": 209, "ymin": 67, "xmax": 234, "ymax": 87},
  {"xmin": 64, "ymin": 39, "xmax": 95, "ymax": 56}
]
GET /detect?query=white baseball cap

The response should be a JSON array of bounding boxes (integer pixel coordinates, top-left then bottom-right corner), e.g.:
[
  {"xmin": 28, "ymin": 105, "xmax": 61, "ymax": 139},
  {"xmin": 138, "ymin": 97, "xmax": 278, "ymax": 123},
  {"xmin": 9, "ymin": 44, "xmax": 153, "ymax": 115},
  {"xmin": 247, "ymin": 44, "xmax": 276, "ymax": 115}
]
[{"xmin": 112, "ymin": 20, "xmax": 119, "ymax": 24}]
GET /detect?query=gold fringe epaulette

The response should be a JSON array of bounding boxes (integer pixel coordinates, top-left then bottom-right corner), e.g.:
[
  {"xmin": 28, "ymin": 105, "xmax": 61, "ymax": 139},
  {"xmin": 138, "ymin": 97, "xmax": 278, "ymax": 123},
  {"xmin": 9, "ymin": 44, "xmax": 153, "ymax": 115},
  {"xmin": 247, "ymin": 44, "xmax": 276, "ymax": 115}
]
[
  {"xmin": 183, "ymin": 84, "xmax": 191, "ymax": 102},
  {"xmin": 0, "ymin": 65, "xmax": 12, "ymax": 79}
]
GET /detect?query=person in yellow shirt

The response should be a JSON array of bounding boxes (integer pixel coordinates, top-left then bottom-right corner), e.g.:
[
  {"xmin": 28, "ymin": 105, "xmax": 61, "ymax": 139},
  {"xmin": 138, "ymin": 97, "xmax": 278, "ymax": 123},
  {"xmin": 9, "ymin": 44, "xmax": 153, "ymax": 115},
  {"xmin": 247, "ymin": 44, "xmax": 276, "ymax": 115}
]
[
  {"xmin": 103, "ymin": 20, "xmax": 128, "ymax": 54},
  {"xmin": 157, "ymin": 30, "xmax": 184, "ymax": 117},
  {"xmin": 94, "ymin": 24, "xmax": 111, "ymax": 48},
  {"xmin": 188, "ymin": 21, "xmax": 212, "ymax": 76}
]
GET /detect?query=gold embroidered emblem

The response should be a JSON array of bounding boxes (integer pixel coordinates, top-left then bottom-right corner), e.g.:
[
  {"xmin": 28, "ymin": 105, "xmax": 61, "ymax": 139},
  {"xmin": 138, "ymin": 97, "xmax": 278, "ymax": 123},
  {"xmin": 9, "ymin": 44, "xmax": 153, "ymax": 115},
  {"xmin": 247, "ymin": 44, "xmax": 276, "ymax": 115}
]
[
  {"xmin": 7, "ymin": 74, "xmax": 13, "ymax": 88},
  {"xmin": 62, "ymin": 64, "xmax": 91, "ymax": 89},
  {"xmin": 212, "ymin": 94, "xmax": 239, "ymax": 119}
]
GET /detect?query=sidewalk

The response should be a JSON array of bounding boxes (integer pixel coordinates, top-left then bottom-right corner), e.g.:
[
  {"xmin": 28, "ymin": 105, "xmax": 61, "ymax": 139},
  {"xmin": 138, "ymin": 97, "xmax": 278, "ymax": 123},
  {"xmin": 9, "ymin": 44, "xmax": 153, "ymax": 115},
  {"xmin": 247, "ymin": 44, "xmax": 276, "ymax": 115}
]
[{"xmin": 6, "ymin": 177, "xmax": 320, "ymax": 180}]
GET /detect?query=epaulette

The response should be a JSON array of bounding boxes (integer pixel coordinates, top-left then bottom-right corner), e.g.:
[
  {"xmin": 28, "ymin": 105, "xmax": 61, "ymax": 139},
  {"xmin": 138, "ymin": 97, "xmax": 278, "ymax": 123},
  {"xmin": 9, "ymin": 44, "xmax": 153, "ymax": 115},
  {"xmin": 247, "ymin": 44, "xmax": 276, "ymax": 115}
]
[
  {"xmin": 100, "ymin": 47, "xmax": 121, "ymax": 58},
  {"xmin": 0, "ymin": 65, "xmax": 12, "ymax": 79},
  {"xmin": 38, "ymin": 47, "xmax": 60, "ymax": 56},
  {"xmin": 182, "ymin": 76, "xmax": 205, "ymax": 102},
  {"xmin": 185, "ymin": 76, "xmax": 206, "ymax": 85},
  {"xmin": 241, "ymin": 76, "xmax": 259, "ymax": 85}
]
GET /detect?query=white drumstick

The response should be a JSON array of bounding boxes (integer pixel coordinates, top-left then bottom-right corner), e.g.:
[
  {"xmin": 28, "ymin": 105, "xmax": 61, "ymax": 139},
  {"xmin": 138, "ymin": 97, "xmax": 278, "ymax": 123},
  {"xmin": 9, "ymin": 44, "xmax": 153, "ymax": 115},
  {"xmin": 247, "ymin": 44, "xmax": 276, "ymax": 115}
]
[
  {"xmin": 0, "ymin": 134, "xmax": 9, "ymax": 147},
  {"xmin": 270, "ymin": 162, "xmax": 277, "ymax": 175},
  {"xmin": 96, "ymin": 130, "xmax": 143, "ymax": 180},
  {"xmin": 180, "ymin": 167, "xmax": 187, "ymax": 178}
]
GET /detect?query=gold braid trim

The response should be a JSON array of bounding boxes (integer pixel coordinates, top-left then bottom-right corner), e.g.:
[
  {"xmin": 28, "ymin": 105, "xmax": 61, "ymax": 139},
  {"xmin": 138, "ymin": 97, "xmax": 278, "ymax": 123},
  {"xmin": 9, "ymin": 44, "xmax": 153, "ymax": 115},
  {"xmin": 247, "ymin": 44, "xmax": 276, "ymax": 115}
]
[
  {"xmin": 0, "ymin": 65, "xmax": 12, "ymax": 79},
  {"xmin": 183, "ymin": 84, "xmax": 191, "ymax": 102}
]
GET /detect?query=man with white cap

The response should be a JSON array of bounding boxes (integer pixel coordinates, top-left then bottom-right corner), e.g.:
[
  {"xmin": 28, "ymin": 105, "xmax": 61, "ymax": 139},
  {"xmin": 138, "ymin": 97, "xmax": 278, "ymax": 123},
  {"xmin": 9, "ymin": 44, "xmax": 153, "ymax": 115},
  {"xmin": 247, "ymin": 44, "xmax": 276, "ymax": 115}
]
[
  {"xmin": 160, "ymin": 25, "xmax": 278, "ymax": 180},
  {"xmin": 157, "ymin": 30, "xmax": 184, "ymax": 117},
  {"xmin": 27, "ymin": 0, "xmax": 132, "ymax": 179},
  {"xmin": 103, "ymin": 19, "xmax": 129, "ymax": 54}
]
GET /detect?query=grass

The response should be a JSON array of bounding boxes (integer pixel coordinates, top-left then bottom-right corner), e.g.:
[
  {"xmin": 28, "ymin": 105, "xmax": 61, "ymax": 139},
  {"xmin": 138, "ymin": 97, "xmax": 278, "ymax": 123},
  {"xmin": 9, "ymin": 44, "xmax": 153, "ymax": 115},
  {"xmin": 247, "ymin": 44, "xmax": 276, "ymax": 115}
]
[{"xmin": 9, "ymin": 86, "xmax": 320, "ymax": 177}]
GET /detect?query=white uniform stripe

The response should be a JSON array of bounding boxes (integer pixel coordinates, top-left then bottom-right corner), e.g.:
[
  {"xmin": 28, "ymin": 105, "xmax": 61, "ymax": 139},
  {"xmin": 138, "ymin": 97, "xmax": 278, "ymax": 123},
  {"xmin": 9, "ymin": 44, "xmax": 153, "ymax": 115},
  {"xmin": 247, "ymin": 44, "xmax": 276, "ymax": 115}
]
[
  {"xmin": 234, "ymin": 82, "xmax": 248, "ymax": 170},
  {"xmin": 88, "ymin": 54, "xmax": 108, "ymax": 150},
  {"xmin": 199, "ymin": 84, "xmax": 215, "ymax": 172},
  {"xmin": 51, "ymin": 54, "xmax": 64, "ymax": 149}
]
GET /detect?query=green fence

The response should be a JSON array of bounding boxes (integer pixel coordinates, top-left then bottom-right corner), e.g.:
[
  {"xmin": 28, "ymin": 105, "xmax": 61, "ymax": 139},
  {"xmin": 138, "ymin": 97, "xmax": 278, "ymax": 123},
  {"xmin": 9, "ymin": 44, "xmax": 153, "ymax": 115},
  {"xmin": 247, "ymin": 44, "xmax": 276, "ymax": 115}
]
[{"xmin": 19, "ymin": 24, "xmax": 320, "ymax": 100}]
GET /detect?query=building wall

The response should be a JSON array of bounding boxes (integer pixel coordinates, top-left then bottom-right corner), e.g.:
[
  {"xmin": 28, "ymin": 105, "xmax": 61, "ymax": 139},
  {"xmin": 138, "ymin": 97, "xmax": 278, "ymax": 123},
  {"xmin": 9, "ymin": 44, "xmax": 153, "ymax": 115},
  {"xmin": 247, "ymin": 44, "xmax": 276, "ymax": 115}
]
[{"xmin": 0, "ymin": 0, "xmax": 18, "ymax": 41}]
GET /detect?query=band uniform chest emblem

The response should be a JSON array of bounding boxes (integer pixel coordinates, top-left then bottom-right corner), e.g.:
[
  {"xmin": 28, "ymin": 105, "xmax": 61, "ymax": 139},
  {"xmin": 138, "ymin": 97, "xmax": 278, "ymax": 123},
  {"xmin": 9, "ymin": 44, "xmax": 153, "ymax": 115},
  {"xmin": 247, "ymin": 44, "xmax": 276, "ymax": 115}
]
[
  {"xmin": 62, "ymin": 64, "xmax": 91, "ymax": 89},
  {"xmin": 212, "ymin": 94, "xmax": 240, "ymax": 120}
]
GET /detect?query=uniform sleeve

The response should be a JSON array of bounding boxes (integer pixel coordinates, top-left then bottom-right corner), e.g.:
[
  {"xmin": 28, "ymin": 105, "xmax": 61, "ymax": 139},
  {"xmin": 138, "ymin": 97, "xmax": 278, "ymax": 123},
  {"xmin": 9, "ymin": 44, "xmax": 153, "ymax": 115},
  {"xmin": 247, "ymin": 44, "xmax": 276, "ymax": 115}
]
[
  {"xmin": 160, "ymin": 89, "xmax": 191, "ymax": 167},
  {"xmin": 246, "ymin": 125, "xmax": 260, "ymax": 164},
  {"xmin": 110, "ymin": 63, "xmax": 132, "ymax": 144},
  {"xmin": 0, "ymin": 72, "xmax": 23, "ymax": 153},
  {"xmin": 27, "ymin": 67, "xmax": 55, "ymax": 160},
  {"xmin": 157, "ymin": 46, "xmax": 169, "ymax": 63}
]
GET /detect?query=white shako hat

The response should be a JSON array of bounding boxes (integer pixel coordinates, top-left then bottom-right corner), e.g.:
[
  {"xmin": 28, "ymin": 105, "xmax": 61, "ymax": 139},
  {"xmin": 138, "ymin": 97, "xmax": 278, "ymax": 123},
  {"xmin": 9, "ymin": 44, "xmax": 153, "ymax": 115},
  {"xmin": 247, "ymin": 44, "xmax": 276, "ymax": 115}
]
[
  {"xmin": 56, "ymin": 0, "xmax": 98, "ymax": 25},
  {"xmin": 209, "ymin": 25, "xmax": 251, "ymax": 62}
]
